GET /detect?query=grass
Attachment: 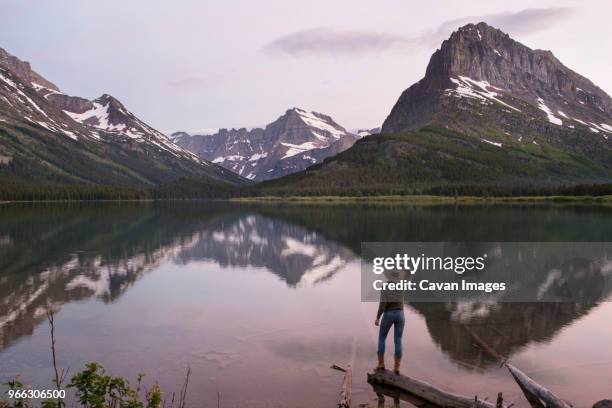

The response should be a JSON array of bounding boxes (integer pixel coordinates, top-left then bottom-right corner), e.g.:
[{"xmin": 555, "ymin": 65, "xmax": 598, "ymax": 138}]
[
  {"xmin": 230, "ymin": 194, "xmax": 612, "ymax": 205},
  {"xmin": 3, "ymin": 194, "xmax": 612, "ymax": 205}
]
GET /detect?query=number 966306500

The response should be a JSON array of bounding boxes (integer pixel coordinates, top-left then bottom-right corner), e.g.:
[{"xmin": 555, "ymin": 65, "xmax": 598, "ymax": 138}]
[{"xmin": 7, "ymin": 389, "xmax": 66, "ymax": 399}]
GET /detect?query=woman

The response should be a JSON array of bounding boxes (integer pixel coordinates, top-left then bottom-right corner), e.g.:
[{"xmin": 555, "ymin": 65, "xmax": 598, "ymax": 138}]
[{"xmin": 374, "ymin": 270, "xmax": 405, "ymax": 374}]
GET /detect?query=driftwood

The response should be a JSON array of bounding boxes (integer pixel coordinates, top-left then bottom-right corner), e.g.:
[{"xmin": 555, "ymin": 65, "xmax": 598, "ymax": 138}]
[
  {"xmin": 368, "ymin": 369, "xmax": 502, "ymax": 408},
  {"xmin": 368, "ymin": 322, "xmax": 606, "ymax": 408},
  {"xmin": 370, "ymin": 380, "xmax": 439, "ymax": 408},
  {"xmin": 331, "ymin": 364, "xmax": 352, "ymax": 407},
  {"xmin": 496, "ymin": 392, "xmax": 504, "ymax": 408},
  {"xmin": 333, "ymin": 336, "xmax": 357, "ymax": 408},
  {"xmin": 461, "ymin": 324, "xmax": 573, "ymax": 408},
  {"xmin": 505, "ymin": 364, "xmax": 571, "ymax": 408},
  {"xmin": 338, "ymin": 365, "xmax": 352, "ymax": 408},
  {"xmin": 593, "ymin": 400, "xmax": 612, "ymax": 408}
]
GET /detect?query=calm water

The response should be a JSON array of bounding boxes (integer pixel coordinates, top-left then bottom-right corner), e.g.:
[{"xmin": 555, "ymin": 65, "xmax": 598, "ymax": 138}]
[{"xmin": 1, "ymin": 202, "xmax": 612, "ymax": 407}]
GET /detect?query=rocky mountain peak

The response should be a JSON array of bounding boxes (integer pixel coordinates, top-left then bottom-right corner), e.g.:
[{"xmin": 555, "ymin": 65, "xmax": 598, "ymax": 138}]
[
  {"xmin": 172, "ymin": 108, "xmax": 358, "ymax": 181},
  {"xmin": 96, "ymin": 93, "xmax": 122, "ymax": 107},
  {"xmin": 382, "ymin": 22, "xmax": 612, "ymax": 137},
  {"xmin": 91, "ymin": 94, "xmax": 135, "ymax": 128},
  {"xmin": 0, "ymin": 47, "xmax": 59, "ymax": 92},
  {"xmin": 169, "ymin": 131, "xmax": 191, "ymax": 140},
  {"xmin": 427, "ymin": 22, "xmax": 545, "ymax": 85},
  {"xmin": 453, "ymin": 22, "xmax": 509, "ymax": 44},
  {"xmin": 277, "ymin": 107, "xmax": 350, "ymax": 139}
]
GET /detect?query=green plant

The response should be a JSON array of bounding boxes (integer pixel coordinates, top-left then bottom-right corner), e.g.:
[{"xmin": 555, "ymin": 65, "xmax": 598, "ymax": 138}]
[
  {"xmin": 68, "ymin": 363, "xmax": 161, "ymax": 408},
  {"xmin": 1, "ymin": 379, "xmax": 32, "ymax": 408}
]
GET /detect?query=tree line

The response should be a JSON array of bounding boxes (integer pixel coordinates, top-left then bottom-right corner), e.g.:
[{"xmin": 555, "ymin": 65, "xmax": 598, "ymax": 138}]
[
  {"xmin": 424, "ymin": 183, "xmax": 612, "ymax": 197},
  {"xmin": 0, "ymin": 184, "xmax": 150, "ymax": 201},
  {"xmin": 2, "ymin": 180, "xmax": 612, "ymax": 201}
]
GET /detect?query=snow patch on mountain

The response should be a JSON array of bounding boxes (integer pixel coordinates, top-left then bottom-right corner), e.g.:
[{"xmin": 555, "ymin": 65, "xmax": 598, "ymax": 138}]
[
  {"xmin": 354, "ymin": 127, "xmax": 381, "ymax": 138},
  {"xmin": 64, "ymin": 100, "xmax": 144, "ymax": 139},
  {"xmin": 482, "ymin": 138, "xmax": 503, "ymax": 147},
  {"xmin": 281, "ymin": 142, "xmax": 319, "ymax": 159},
  {"xmin": 1, "ymin": 72, "xmax": 50, "ymax": 119},
  {"xmin": 249, "ymin": 153, "xmax": 268, "ymax": 161},
  {"xmin": 446, "ymin": 76, "xmax": 521, "ymax": 112},
  {"xmin": 537, "ymin": 98, "xmax": 563, "ymax": 126},
  {"xmin": 64, "ymin": 102, "xmax": 115, "ymax": 130},
  {"xmin": 295, "ymin": 108, "xmax": 345, "ymax": 139}
]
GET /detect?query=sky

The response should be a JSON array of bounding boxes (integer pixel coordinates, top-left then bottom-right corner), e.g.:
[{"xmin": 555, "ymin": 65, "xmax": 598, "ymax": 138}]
[{"xmin": 2, "ymin": 0, "xmax": 611, "ymax": 133}]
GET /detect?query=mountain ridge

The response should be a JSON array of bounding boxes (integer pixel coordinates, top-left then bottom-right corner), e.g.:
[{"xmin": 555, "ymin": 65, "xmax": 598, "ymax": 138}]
[
  {"xmin": 172, "ymin": 107, "xmax": 359, "ymax": 181},
  {"xmin": 0, "ymin": 46, "xmax": 244, "ymax": 186},
  {"xmin": 259, "ymin": 22, "xmax": 612, "ymax": 194},
  {"xmin": 382, "ymin": 22, "xmax": 612, "ymax": 139}
]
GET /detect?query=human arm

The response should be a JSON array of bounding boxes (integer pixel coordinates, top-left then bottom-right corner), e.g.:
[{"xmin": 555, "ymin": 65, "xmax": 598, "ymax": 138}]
[{"xmin": 375, "ymin": 301, "xmax": 385, "ymax": 324}]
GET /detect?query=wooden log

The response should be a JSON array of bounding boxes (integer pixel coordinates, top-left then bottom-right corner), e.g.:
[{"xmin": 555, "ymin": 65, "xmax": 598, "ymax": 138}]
[
  {"xmin": 367, "ymin": 369, "xmax": 501, "ymax": 408},
  {"xmin": 593, "ymin": 400, "xmax": 612, "ymax": 408},
  {"xmin": 338, "ymin": 365, "xmax": 352, "ymax": 408},
  {"xmin": 505, "ymin": 363, "xmax": 572, "ymax": 408},
  {"xmin": 496, "ymin": 392, "xmax": 504, "ymax": 408},
  {"xmin": 370, "ymin": 381, "xmax": 433, "ymax": 407},
  {"xmin": 335, "ymin": 337, "xmax": 357, "ymax": 408},
  {"xmin": 461, "ymin": 323, "xmax": 574, "ymax": 408}
]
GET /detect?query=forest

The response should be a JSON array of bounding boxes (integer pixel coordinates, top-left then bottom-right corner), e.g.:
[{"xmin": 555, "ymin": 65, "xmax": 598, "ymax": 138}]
[{"xmin": 2, "ymin": 179, "xmax": 612, "ymax": 201}]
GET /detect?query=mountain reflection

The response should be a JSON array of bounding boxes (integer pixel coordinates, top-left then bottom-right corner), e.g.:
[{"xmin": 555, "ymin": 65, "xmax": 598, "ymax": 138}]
[
  {"xmin": 1, "ymin": 202, "xmax": 612, "ymax": 371},
  {"xmin": 404, "ymin": 243, "xmax": 612, "ymax": 368},
  {"xmin": 0, "ymin": 203, "xmax": 354, "ymax": 350},
  {"xmin": 174, "ymin": 213, "xmax": 354, "ymax": 287},
  {"xmin": 411, "ymin": 302, "xmax": 597, "ymax": 370},
  {"xmin": 0, "ymin": 204, "xmax": 210, "ymax": 350}
]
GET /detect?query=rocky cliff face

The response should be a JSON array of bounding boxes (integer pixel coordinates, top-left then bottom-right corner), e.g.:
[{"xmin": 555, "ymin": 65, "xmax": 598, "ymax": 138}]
[
  {"xmin": 0, "ymin": 47, "xmax": 243, "ymax": 186},
  {"xmin": 172, "ymin": 108, "xmax": 358, "ymax": 181},
  {"xmin": 0, "ymin": 47, "xmax": 59, "ymax": 91},
  {"xmin": 382, "ymin": 22, "xmax": 612, "ymax": 145}
]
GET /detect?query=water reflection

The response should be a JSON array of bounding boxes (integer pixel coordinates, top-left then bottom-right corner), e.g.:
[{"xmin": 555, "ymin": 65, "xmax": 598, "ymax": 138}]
[
  {"xmin": 1, "ymin": 202, "xmax": 612, "ymax": 376},
  {"xmin": 174, "ymin": 213, "xmax": 354, "ymax": 287},
  {"xmin": 411, "ymin": 302, "xmax": 597, "ymax": 370},
  {"xmin": 0, "ymin": 204, "xmax": 207, "ymax": 350},
  {"xmin": 0, "ymin": 203, "xmax": 356, "ymax": 351}
]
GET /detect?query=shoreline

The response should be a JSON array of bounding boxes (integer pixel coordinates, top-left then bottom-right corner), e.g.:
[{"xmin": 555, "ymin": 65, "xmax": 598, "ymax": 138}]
[
  {"xmin": 229, "ymin": 194, "xmax": 612, "ymax": 204},
  {"xmin": 2, "ymin": 194, "xmax": 612, "ymax": 205}
]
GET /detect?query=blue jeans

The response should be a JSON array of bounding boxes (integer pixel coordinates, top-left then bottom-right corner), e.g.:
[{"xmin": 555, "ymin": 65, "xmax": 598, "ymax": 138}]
[{"xmin": 377, "ymin": 309, "xmax": 405, "ymax": 358}]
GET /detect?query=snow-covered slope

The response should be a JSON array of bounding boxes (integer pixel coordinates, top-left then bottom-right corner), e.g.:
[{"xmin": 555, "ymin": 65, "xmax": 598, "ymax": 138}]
[
  {"xmin": 0, "ymin": 46, "xmax": 243, "ymax": 186},
  {"xmin": 172, "ymin": 108, "xmax": 358, "ymax": 181},
  {"xmin": 59, "ymin": 94, "xmax": 205, "ymax": 162}
]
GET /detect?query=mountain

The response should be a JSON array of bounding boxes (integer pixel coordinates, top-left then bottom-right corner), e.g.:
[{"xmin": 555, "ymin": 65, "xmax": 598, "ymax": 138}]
[
  {"xmin": 260, "ymin": 23, "xmax": 612, "ymax": 194},
  {"xmin": 172, "ymin": 108, "xmax": 358, "ymax": 181},
  {"xmin": 382, "ymin": 22, "xmax": 612, "ymax": 139},
  {"xmin": 354, "ymin": 127, "xmax": 381, "ymax": 138},
  {"xmin": 0, "ymin": 47, "xmax": 243, "ymax": 186}
]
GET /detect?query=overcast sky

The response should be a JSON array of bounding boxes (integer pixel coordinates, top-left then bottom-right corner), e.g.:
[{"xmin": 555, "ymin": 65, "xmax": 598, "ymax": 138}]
[{"xmin": 2, "ymin": 0, "xmax": 611, "ymax": 132}]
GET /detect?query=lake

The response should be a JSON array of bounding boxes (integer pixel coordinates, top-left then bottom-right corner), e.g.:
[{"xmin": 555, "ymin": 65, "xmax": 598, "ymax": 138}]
[{"xmin": 1, "ymin": 202, "xmax": 611, "ymax": 407}]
